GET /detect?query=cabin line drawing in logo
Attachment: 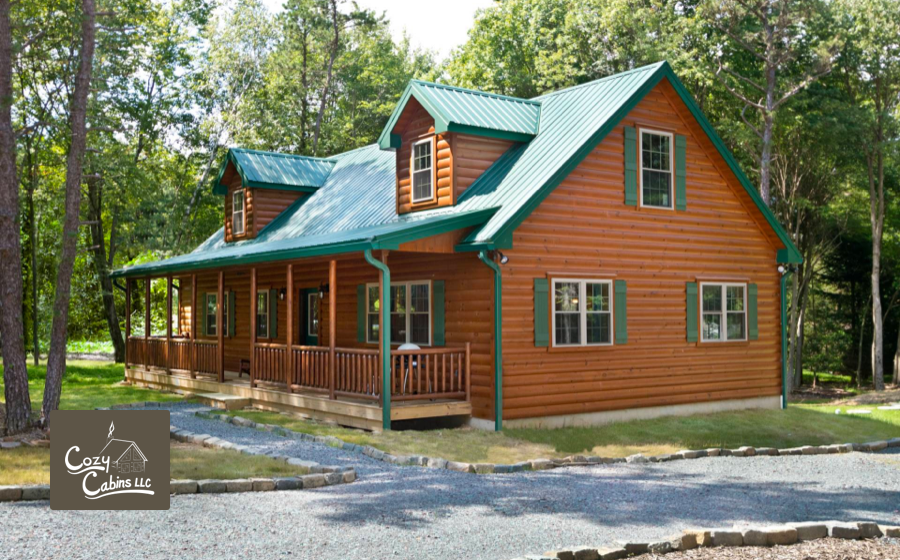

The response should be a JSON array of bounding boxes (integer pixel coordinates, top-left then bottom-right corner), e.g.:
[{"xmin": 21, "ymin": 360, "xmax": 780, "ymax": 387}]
[{"xmin": 99, "ymin": 421, "xmax": 148, "ymax": 473}]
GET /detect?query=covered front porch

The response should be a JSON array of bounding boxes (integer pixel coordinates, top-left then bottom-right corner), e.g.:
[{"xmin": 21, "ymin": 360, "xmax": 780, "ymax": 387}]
[{"xmin": 122, "ymin": 250, "xmax": 486, "ymax": 431}]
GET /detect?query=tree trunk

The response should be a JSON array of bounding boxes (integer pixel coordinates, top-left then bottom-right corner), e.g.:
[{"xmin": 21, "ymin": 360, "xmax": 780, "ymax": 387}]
[
  {"xmin": 87, "ymin": 175, "xmax": 125, "ymax": 362},
  {"xmin": 0, "ymin": 0, "xmax": 33, "ymax": 435},
  {"xmin": 41, "ymin": 0, "xmax": 97, "ymax": 426},
  {"xmin": 857, "ymin": 295, "xmax": 870, "ymax": 389},
  {"xmin": 866, "ymin": 147, "xmax": 885, "ymax": 391},
  {"xmin": 893, "ymin": 326, "xmax": 900, "ymax": 386},
  {"xmin": 311, "ymin": 0, "xmax": 338, "ymax": 156},
  {"xmin": 787, "ymin": 266, "xmax": 800, "ymax": 390},
  {"xmin": 760, "ymin": 110, "xmax": 773, "ymax": 205}
]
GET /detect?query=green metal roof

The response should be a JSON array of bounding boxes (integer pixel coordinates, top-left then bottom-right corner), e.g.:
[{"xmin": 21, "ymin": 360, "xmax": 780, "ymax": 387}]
[
  {"xmin": 377, "ymin": 80, "xmax": 541, "ymax": 149},
  {"xmin": 115, "ymin": 61, "xmax": 800, "ymax": 279},
  {"xmin": 212, "ymin": 148, "xmax": 336, "ymax": 195}
]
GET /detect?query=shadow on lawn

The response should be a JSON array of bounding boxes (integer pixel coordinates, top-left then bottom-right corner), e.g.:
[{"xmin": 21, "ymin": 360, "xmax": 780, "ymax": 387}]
[{"xmin": 312, "ymin": 458, "xmax": 900, "ymax": 531}]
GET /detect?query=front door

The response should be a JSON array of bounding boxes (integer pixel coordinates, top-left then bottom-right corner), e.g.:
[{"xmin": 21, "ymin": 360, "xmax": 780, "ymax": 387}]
[{"xmin": 303, "ymin": 288, "xmax": 320, "ymax": 345}]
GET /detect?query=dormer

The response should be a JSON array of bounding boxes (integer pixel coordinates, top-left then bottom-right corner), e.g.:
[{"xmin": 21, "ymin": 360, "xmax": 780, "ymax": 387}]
[
  {"xmin": 214, "ymin": 149, "xmax": 336, "ymax": 242},
  {"xmin": 378, "ymin": 81, "xmax": 541, "ymax": 215}
]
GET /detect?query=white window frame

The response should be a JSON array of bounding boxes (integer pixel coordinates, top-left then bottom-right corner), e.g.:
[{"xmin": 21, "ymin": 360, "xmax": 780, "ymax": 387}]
[
  {"xmin": 700, "ymin": 282, "xmax": 747, "ymax": 343},
  {"xmin": 256, "ymin": 290, "xmax": 269, "ymax": 339},
  {"xmin": 551, "ymin": 278, "xmax": 614, "ymax": 347},
  {"xmin": 232, "ymin": 189, "xmax": 245, "ymax": 235},
  {"xmin": 366, "ymin": 280, "xmax": 432, "ymax": 346},
  {"xmin": 307, "ymin": 292, "xmax": 319, "ymax": 337},
  {"xmin": 638, "ymin": 128, "xmax": 674, "ymax": 210},
  {"xmin": 410, "ymin": 137, "xmax": 434, "ymax": 204},
  {"xmin": 205, "ymin": 293, "xmax": 217, "ymax": 337}
]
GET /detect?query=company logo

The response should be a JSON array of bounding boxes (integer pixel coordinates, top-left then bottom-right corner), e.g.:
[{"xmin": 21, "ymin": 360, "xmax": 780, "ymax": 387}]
[{"xmin": 51, "ymin": 410, "xmax": 170, "ymax": 510}]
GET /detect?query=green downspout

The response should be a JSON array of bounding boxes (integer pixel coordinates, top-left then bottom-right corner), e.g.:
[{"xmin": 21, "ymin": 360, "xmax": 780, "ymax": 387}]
[
  {"xmin": 478, "ymin": 250, "xmax": 503, "ymax": 431},
  {"xmin": 780, "ymin": 267, "xmax": 793, "ymax": 410},
  {"xmin": 364, "ymin": 249, "xmax": 391, "ymax": 430}
]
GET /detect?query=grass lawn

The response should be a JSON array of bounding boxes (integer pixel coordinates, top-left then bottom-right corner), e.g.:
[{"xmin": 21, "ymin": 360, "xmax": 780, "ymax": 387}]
[
  {"xmin": 224, "ymin": 402, "xmax": 900, "ymax": 464},
  {"xmin": 0, "ymin": 360, "xmax": 182, "ymax": 412},
  {"xmin": 0, "ymin": 441, "xmax": 308, "ymax": 486}
]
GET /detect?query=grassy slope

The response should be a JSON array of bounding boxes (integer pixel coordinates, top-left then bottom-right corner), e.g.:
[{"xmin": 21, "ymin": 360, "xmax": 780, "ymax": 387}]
[{"xmin": 0, "ymin": 442, "xmax": 308, "ymax": 486}]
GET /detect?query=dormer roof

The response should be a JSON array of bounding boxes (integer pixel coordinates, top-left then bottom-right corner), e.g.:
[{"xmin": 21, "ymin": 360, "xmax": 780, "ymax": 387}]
[
  {"xmin": 377, "ymin": 80, "xmax": 542, "ymax": 149},
  {"xmin": 213, "ymin": 148, "xmax": 337, "ymax": 195}
]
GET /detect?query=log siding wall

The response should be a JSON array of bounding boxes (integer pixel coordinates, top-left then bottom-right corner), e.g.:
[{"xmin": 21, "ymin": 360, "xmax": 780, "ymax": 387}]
[{"xmin": 499, "ymin": 80, "xmax": 784, "ymax": 421}]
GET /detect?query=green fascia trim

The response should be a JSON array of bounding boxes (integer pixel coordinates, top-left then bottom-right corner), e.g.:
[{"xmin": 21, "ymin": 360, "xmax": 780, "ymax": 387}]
[
  {"xmin": 363, "ymin": 248, "xmax": 392, "ymax": 430},
  {"xmin": 244, "ymin": 181, "xmax": 321, "ymax": 193},
  {"xmin": 442, "ymin": 123, "xmax": 535, "ymax": 143},
  {"xmin": 780, "ymin": 270, "xmax": 791, "ymax": 409},
  {"xmin": 478, "ymin": 250, "xmax": 503, "ymax": 431},
  {"xmin": 378, "ymin": 83, "xmax": 417, "ymax": 149},
  {"xmin": 213, "ymin": 150, "xmax": 250, "ymax": 195},
  {"xmin": 371, "ymin": 208, "xmax": 497, "ymax": 250},
  {"xmin": 482, "ymin": 62, "xmax": 802, "ymax": 266}
]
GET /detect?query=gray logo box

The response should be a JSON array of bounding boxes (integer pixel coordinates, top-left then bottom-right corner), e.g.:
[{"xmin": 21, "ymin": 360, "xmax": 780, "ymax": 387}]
[{"xmin": 51, "ymin": 410, "xmax": 170, "ymax": 510}]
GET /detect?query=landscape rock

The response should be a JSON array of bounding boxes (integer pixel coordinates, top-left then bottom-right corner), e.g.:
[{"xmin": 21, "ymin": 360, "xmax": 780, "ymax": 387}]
[
  {"xmin": 625, "ymin": 454, "xmax": 649, "ymax": 464},
  {"xmin": 646, "ymin": 541, "xmax": 672, "ymax": 554},
  {"xmin": 826, "ymin": 521, "xmax": 861, "ymax": 539},
  {"xmin": 20, "ymin": 485, "xmax": 50, "ymax": 501},
  {"xmin": 683, "ymin": 529, "xmax": 712, "ymax": 547},
  {"xmin": 197, "ymin": 480, "xmax": 227, "ymax": 493},
  {"xmin": 790, "ymin": 522, "xmax": 828, "ymax": 541},
  {"xmin": 857, "ymin": 521, "xmax": 883, "ymax": 539},
  {"xmin": 865, "ymin": 441, "xmax": 888, "ymax": 452},
  {"xmin": 886, "ymin": 438, "xmax": 900, "ymax": 448},
  {"xmin": 616, "ymin": 541, "xmax": 649, "ymax": 555},
  {"xmin": 324, "ymin": 472, "xmax": 343, "ymax": 485},
  {"xmin": 596, "ymin": 548, "xmax": 626, "ymax": 560},
  {"xmin": 300, "ymin": 474, "xmax": 326, "ymax": 488},
  {"xmin": 1, "ymin": 441, "xmax": 23, "ymax": 450},
  {"xmin": 530, "ymin": 459, "xmax": 555, "ymax": 470},
  {"xmin": 882, "ymin": 526, "xmax": 900, "ymax": 538},
  {"xmin": 342, "ymin": 470, "xmax": 356, "ymax": 483},
  {"xmin": 447, "ymin": 461, "xmax": 475, "ymax": 473},
  {"xmin": 676, "ymin": 450, "xmax": 704, "ymax": 459},
  {"xmin": 225, "ymin": 479, "xmax": 253, "ymax": 492},
  {"xmin": 710, "ymin": 529, "xmax": 743, "ymax": 547},
  {"xmin": 670, "ymin": 532, "xmax": 698, "ymax": 551},
  {"xmin": 250, "ymin": 478, "xmax": 276, "ymax": 492},
  {"xmin": 273, "ymin": 477, "xmax": 302, "ymax": 490},
  {"xmin": 474, "ymin": 463, "xmax": 495, "ymax": 474},
  {"xmin": 169, "ymin": 480, "xmax": 198, "ymax": 494},
  {"xmin": 425, "ymin": 457, "xmax": 448, "ymax": 469},
  {"xmin": 705, "ymin": 448, "xmax": 721, "ymax": 457}
]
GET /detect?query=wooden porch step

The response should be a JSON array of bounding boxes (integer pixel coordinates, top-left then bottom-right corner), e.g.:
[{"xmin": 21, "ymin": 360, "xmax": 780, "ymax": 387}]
[{"xmin": 192, "ymin": 392, "xmax": 251, "ymax": 411}]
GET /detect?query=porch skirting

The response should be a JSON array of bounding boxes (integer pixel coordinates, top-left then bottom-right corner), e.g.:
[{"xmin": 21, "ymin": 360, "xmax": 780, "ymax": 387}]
[
  {"xmin": 126, "ymin": 367, "xmax": 471, "ymax": 432},
  {"xmin": 468, "ymin": 395, "xmax": 781, "ymax": 430}
]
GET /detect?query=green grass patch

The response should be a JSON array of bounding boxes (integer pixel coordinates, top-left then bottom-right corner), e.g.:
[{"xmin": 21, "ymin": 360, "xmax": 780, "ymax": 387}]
[
  {"xmin": 0, "ymin": 441, "xmax": 308, "ymax": 486},
  {"xmin": 0, "ymin": 360, "xmax": 181, "ymax": 412},
  {"xmin": 802, "ymin": 370, "xmax": 854, "ymax": 386}
]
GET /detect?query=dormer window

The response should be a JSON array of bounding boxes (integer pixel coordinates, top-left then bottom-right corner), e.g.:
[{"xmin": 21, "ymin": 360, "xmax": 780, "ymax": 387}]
[
  {"xmin": 232, "ymin": 189, "xmax": 245, "ymax": 235},
  {"xmin": 640, "ymin": 129, "xmax": 673, "ymax": 208},
  {"xmin": 411, "ymin": 138, "xmax": 433, "ymax": 203}
]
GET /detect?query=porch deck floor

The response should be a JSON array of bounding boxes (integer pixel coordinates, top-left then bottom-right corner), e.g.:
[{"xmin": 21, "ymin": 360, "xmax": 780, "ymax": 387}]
[{"xmin": 126, "ymin": 366, "xmax": 472, "ymax": 431}]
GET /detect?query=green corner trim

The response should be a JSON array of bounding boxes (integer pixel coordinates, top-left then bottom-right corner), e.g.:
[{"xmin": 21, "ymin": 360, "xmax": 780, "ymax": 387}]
[
  {"xmin": 478, "ymin": 250, "xmax": 503, "ymax": 431},
  {"xmin": 363, "ymin": 249, "xmax": 391, "ymax": 430}
]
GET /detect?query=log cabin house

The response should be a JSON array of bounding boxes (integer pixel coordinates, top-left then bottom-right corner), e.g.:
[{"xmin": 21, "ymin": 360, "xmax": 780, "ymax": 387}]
[{"xmin": 112, "ymin": 62, "xmax": 801, "ymax": 431}]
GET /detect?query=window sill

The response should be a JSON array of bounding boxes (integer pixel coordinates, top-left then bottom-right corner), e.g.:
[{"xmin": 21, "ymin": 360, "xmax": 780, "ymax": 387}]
[{"xmin": 547, "ymin": 344, "xmax": 615, "ymax": 353}]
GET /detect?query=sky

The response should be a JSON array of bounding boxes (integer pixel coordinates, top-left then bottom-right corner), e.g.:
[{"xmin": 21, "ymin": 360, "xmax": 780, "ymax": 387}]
[{"xmin": 258, "ymin": 0, "xmax": 495, "ymax": 60}]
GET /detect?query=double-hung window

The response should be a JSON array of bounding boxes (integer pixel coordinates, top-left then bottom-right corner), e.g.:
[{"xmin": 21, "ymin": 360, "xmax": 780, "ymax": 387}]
[
  {"xmin": 366, "ymin": 281, "xmax": 431, "ymax": 345},
  {"xmin": 205, "ymin": 294, "xmax": 217, "ymax": 336},
  {"xmin": 701, "ymin": 283, "xmax": 746, "ymax": 342},
  {"xmin": 640, "ymin": 129, "xmax": 673, "ymax": 208},
  {"xmin": 552, "ymin": 279, "xmax": 613, "ymax": 346},
  {"xmin": 232, "ymin": 189, "xmax": 245, "ymax": 235},
  {"xmin": 411, "ymin": 138, "xmax": 433, "ymax": 203},
  {"xmin": 256, "ymin": 290, "xmax": 269, "ymax": 338}
]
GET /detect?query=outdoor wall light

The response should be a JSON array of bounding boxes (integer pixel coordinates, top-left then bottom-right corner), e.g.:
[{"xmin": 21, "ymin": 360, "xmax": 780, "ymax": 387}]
[
  {"xmin": 497, "ymin": 251, "xmax": 509, "ymax": 265},
  {"xmin": 319, "ymin": 282, "xmax": 330, "ymax": 298},
  {"xmin": 279, "ymin": 287, "xmax": 287, "ymax": 300}
]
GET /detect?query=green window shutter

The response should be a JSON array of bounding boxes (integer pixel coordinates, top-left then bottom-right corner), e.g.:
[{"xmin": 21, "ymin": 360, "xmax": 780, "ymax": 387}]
[
  {"xmin": 748, "ymin": 283, "xmax": 758, "ymax": 340},
  {"xmin": 433, "ymin": 280, "xmax": 445, "ymax": 346},
  {"xmin": 624, "ymin": 126, "xmax": 638, "ymax": 206},
  {"xmin": 534, "ymin": 278, "xmax": 549, "ymax": 347},
  {"xmin": 357, "ymin": 284, "xmax": 366, "ymax": 343},
  {"xmin": 269, "ymin": 289, "xmax": 278, "ymax": 339},
  {"xmin": 675, "ymin": 134, "xmax": 687, "ymax": 210},
  {"xmin": 199, "ymin": 292, "xmax": 207, "ymax": 336},
  {"xmin": 228, "ymin": 291, "xmax": 236, "ymax": 337},
  {"xmin": 686, "ymin": 282, "xmax": 698, "ymax": 343},
  {"xmin": 614, "ymin": 280, "xmax": 628, "ymax": 344}
]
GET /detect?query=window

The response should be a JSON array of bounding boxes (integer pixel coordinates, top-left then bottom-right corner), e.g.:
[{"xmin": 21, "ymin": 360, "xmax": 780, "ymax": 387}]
[
  {"xmin": 205, "ymin": 294, "xmax": 217, "ymax": 336},
  {"xmin": 552, "ymin": 279, "xmax": 613, "ymax": 346},
  {"xmin": 257, "ymin": 290, "xmax": 269, "ymax": 338},
  {"xmin": 411, "ymin": 139, "xmax": 433, "ymax": 203},
  {"xmin": 701, "ymin": 283, "xmax": 746, "ymax": 342},
  {"xmin": 232, "ymin": 189, "xmax": 245, "ymax": 235},
  {"xmin": 366, "ymin": 281, "xmax": 430, "ymax": 345},
  {"xmin": 307, "ymin": 292, "xmax": 319, "ymax": 336},
  {"xmin": 640, "ymin": 129, "xmax": 673, "ymax": 208}
]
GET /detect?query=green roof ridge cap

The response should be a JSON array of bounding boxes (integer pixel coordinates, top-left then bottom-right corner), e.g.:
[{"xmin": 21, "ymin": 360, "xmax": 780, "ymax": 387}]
[
  {"xmin": 411, "ymin": 79, "xmax": 542, "ymax": 106},
  {"xmin": 229, "ymin": 147, "xmax": 339, "ymax": 163},
  {"xmin": 531, "ymin": 61, "xmax": 668, "ymax": 101}
]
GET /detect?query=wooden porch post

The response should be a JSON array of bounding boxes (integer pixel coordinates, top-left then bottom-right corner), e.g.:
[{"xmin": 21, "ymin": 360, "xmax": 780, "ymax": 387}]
[
  {"xmin": 250, "ymin": 267, "xmax": 257, "ymax": 388},
  {"xmin": 217, "ymin": 270, "xmax": 224, "ymax": 383},
  {"xmin": 328, "ymin": 259, "xmax": 336, "ymax": 400},
  {"xmin": 144, "ymin": 277, "xmax": 150, "ymax": 370},
  {"xmin": 286, "ymin": 264, "xmax": 294, "ymax": 392},
  {"xmin": 190, "ymin": 274, "xmax": 196, "ymax": 379},
  {"xmin": 125, "ymin": 279, "xmax": 131, "ymax": 367},
  {"xmin": 166, "ymin": 275, "xmax": 172, "ymax": 374}
]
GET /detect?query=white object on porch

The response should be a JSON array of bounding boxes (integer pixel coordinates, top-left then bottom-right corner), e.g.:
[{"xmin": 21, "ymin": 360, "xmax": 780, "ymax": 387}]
[{"xmin": 397, "ymin": 343, "xmax": 420, "ymax": 394}]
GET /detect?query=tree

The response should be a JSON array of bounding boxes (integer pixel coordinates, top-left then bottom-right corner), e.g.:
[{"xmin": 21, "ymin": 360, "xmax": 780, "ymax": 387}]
[
  {"xmin": 0, "ymin": 0, "xmax": 32, "ymax": 435},
  {"xmin": 705, "ymin": 0, "xmax": 836, "ymax": 204},
  {"xmin": 835, "ymin": 0, "xmax": 900, "ymax": 391},
  {"xmin": 41, "ymin": 0, "xmax": 97, "ymax": 425}
]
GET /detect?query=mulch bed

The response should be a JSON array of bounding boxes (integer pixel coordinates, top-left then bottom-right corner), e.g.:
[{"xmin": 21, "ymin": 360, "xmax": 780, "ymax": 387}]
[{"xmin": 640, "ymin": 538, "xmax": 900, "ymax": 559}]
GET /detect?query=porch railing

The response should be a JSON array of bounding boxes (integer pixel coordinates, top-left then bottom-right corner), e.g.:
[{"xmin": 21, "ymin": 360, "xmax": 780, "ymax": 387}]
[
  {"xmin": 291, "ymin": 346, "xmax": 331, "ymax": 393},
  {"xmin": 126, "ymin": 337, "xmax": 217, "ymax": 378},
  {"xmin": 390, "ymin": 346, "xmax": 470, "ymax": 402}
]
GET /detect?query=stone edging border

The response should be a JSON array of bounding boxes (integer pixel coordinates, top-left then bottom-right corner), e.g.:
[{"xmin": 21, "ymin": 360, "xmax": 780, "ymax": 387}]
[
  {"xmin": 194, "ymin": 408, "xmax": 900, "ymax": 474},
  {"xmin": 515, "ymin": 521, "xmax": 900, "ymax": 560}
]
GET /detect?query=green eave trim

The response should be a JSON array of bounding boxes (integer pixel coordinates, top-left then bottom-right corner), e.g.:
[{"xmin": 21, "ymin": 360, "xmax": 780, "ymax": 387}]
[
  {"xmin": 442, "ymin": 123, "xmax": 535, "ymax": 143},
  {"xmin": 371, "ymin": 208, "xmax": 497, "ymax": 250},
  {"xmin": 244, "ymin": 181, "xmax": 320, "ymax": 193},
  {"xmin": 480, "ymin": 62, "xmax": 802, "ymax": 266}
]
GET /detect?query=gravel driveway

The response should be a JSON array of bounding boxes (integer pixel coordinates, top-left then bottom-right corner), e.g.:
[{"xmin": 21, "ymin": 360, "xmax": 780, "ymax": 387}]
[{"xmin": 2, "ymin": 403, "xmax": 899, "ymax": 560}]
